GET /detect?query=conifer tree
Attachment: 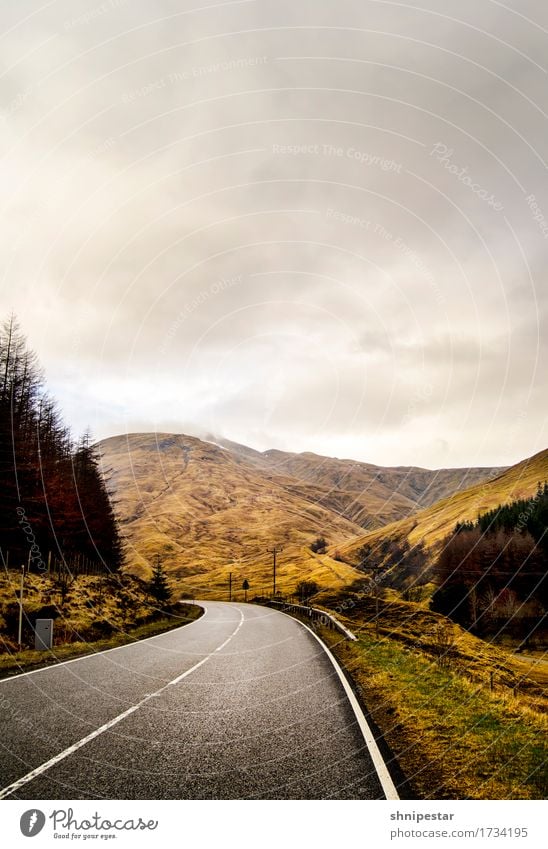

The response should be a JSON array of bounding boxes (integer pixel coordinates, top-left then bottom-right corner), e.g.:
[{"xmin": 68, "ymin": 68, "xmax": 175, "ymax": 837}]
[
  {"xmin": 148, "ymin": 556, "xmax": 171, "ymax": 604},
  {"xmin": 0, "ymin": 315, "xmax": 123, "ymax": 574}
]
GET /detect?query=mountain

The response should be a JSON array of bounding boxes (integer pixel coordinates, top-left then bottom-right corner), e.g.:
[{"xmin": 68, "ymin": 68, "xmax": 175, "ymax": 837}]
[
  {"xmin": 98, "ymin": 433, "xmax": 365, "ymax": 595},
  {"xmin": 215, "ymin": 436, "xmax": 505, "ymax": 526},
  {"xmin": 98, "ymin": 432, "xmax": 504, "ymax": 596},
  {"xmin": 339, "ymin": 447, "xmax": 548, "ymax": 570}
]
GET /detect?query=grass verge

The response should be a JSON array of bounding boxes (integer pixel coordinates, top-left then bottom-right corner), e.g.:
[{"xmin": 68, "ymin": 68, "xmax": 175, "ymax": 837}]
[
  {"xmin": 0, "ymin": 603, "xmax": 203, "ymax": 680},
  {"xmin": 319, "ymin": 625, "xmax": 547, "ymax": 800}
]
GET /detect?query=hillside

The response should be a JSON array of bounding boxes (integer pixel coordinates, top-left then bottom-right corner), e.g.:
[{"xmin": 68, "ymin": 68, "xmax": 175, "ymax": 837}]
[
  {"xmin": 98, "ymin": 432, "xmax": 505, "ymax": 597},
  {"xmin": 98, "ymin": 433, "xmax": 365, "ymax": 594},
  {"xmin": 0, "ymin": 568, "xmax": 202, "ymax": 677},
  {"xmin": 340, "ymin": 447, "xmax": 548, "ymax": 569},
  {"xmin": 256, "ymin": 447, "xmax": 505, "ymax": 509},
  {"xmin": 216, "ymin": 437, "xmax": 504, "ymax": 526}
]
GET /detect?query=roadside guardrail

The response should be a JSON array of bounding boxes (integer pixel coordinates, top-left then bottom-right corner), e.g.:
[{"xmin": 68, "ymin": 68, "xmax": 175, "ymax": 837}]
[{"xmin": 262, "ymin": 599, "xmax": 357, "ymax": 641}]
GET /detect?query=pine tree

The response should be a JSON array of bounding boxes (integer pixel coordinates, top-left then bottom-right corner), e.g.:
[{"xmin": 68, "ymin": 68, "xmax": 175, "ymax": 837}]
[
  {"xmin": 71, "ymin": 432, "xmax": 123, "ymax": 572},
  {"xmin": 0, "ymin": 315, "xmax": 123, "ymax": 575},
  {"xmin": 434, "ymin": 488, "xmax": 548, "ymax": 631},
  {"xmin": 148, "ymin": 556, "xmax": 171, "ymax": 604}
]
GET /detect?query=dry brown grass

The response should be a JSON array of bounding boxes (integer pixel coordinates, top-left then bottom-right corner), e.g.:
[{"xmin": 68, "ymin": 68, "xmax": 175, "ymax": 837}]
[
  {"xmin": 0, "ymin": 606, "xmax": 202, "ymax": 679},
  {"xmin": 0, "ymin": 568, "xmax": 198, "ymax": 676},
  {"xmin": 178, "ymin": 547, "xmax": 363, "ymax": 601},
  {"xmin": 339, "ymin": 447, "xmax": 548, "ymax": 565},
  {"xmin": 317, "ymin": 590, "xmax": 547, "ymax": 709},
  {"xmin": 99, "ymin": 433, "xmax": 367, "ymax": 589},
  {"xmin": 98, "ymin": 433, "xmax": 506, "ymax": 594},
  {"xmin": 315, "ymin": 614, "xmax": 547, "ymax": 799}
]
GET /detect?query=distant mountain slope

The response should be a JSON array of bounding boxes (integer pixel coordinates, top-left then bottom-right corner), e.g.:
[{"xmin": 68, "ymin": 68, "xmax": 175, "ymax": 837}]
[
  {"xmin": 216, "ymin": 437, "xmax": 505, "ymax": 524},
  {"xmin": 98, "ymin": 433, "xmax": 365, "ymax": 590},
  {"xmin": 339, "ymin": 447, "xmax": 548, "ymax": 566},
  {"xmin": 97, "ymin": 432, "xmax": 509, "ymax": 595}
]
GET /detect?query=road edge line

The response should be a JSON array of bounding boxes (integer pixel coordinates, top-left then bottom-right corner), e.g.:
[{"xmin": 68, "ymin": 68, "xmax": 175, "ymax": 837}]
[
  {"xmin": 0, "ymin": 606, "xmax": 244, "ymax": 799},
  {"xmin": 271, "ymin": 607, "xmax": 400, "ymax": 800},
  {"xmin": 0, "ymin": 603, "xmax": 207, "ymax": 685}
]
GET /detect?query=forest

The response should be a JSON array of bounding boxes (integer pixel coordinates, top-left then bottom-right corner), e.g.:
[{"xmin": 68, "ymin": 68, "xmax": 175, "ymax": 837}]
[
  {"xmin": 432, "ymin": 484, "xmax": 548, "ymax": 642},
  {"xmin": 0, "ymin": 316, "xmax": 123, "ymax": 577}
]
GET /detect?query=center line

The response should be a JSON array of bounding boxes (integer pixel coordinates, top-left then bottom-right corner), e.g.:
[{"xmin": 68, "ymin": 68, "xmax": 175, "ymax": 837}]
[{"xmin": 0, "ymin": 607, "xmax": 245, "ymax": 800}]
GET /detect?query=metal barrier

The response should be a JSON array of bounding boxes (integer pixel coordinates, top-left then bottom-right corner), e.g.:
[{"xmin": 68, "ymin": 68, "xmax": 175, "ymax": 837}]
[{"xmin": 263, "ymin": 600, "xmax": 357, "ymax": 641}]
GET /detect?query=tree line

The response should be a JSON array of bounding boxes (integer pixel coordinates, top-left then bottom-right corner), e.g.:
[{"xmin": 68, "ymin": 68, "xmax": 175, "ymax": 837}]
[
  {"xmin": 432, "ymin": 484, "xmax": 548, "ymax": 640},
  {"xmin": 0, "ymin": 316, "xmax": 123, "ymax": 576}
]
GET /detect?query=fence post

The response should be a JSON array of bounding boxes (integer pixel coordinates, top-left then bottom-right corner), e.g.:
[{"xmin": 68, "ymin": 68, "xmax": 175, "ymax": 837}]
[{"xmin": 17, "ymin": 565, "xmax": 24, "ymax": 648}]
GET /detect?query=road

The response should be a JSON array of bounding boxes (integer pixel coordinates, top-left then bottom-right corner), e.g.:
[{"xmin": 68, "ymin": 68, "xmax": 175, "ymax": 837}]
[{"xmin": 0, "ymin": 602, "xmax": 393, "ymax": 799}]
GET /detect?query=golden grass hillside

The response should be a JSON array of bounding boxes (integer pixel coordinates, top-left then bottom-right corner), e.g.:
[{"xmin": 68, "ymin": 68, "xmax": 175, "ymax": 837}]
[
  {"xmin": 179, "ymin": 546, "xmax": 363, "ymax": 601},
  {"xmin": 304, "ymin": 589, "xmax": 547, "ymax": 798},
  {"xmin": 99, "ymin": 433, "xmax": 505, "ymax": 596},
  {"xmin": 0, "ymin": 568, "xmax": 201, "ymax": 677},
  {"xmin": 324, "ymin": 625, "xmax": 547, "ymax": 799},
  {"xmin": 99, "ymin": 433, "xmax": 368, "ymax": 590},
  {"xmin": 317, "ymin": 588, "xmax": 547, "ymax": 705},
  {"xmin": 339, "ymin": 447, "xmax": 548, "ymax": 566},
  {"xmin": 218, "ymin": 437, "xmax": 504, "ymax": 523}
]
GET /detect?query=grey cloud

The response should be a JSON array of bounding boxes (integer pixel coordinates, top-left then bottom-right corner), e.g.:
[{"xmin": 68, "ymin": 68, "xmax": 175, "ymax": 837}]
[{"xmin": 1, "ymin": 0, "xmax": 547, "ymax": 467}]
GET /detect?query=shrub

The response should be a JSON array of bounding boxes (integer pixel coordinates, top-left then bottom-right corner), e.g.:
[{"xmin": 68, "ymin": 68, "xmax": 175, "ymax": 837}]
[
  {"xmin": 310, "ymin": 537, "xmax": 327, "ymax": 554},
  {"xmin": 296, "ymin": 580, "xmax": 320, "ymax": 602}
]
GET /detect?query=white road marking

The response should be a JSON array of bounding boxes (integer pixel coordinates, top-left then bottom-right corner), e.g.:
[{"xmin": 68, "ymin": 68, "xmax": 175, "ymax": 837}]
[
  {"xmin": 272, "ymin": 608, "xmax": 400, "ymax": 800},
  {"xmin": 0, "ymin": 607, "xmax": 244, "ymax": 799},
  {"xmin": 0, "ymin": 601, "xmax": 207, "ymax": 685}
]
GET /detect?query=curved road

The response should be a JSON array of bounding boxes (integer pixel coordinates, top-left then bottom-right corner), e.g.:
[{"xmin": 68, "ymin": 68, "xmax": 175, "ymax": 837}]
[{"xmin": 0, "ymin": 602, "xmax": 392, "ymax": 799}]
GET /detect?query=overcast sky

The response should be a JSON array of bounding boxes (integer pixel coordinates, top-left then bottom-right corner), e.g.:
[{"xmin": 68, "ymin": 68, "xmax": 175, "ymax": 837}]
[{"xmin": 1, "ymin": 0, "xmax": 547, "ymax": 469}]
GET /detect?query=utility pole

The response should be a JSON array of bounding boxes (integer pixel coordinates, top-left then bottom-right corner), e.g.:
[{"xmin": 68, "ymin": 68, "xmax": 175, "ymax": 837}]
[
  {"xmin": 228, "ymin": 572, "xmax": 232, "ymax": 602},
  {"xmin": 370, "ymin": 568, "xmax": 382, "ymax": 639},
  {"xmin": 17, "ymin": 565, "xmax": 24, "ymax": 648},
  {"xmin": 267, "ymin": 546, "xmax": 283, "ymax": 597}
]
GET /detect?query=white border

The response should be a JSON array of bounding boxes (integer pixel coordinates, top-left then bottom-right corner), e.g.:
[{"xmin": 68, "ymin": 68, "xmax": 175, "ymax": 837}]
[{"xmin": 270, "ymin": 606, "xmax": 400, "ymax": 800}]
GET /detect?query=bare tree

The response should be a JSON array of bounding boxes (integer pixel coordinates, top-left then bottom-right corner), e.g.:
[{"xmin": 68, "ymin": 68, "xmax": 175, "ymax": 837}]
[{"xmin": 431, "ymin": 621, "xmax": 456, "ymax": 668}]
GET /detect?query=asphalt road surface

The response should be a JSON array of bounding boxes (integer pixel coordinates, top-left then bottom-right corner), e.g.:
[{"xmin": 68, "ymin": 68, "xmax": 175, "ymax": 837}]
[{"xmin": 0, "ymin": 602, "xmax": 390, "ymax": 799}]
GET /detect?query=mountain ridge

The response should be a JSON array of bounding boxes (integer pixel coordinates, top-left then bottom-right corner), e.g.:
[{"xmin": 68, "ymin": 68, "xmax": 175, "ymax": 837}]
[
  {"xmin": 97, "ymin": 432, "xmax": 507, "ymax": 595},
  {"xmin": 338, "ymin": 446, "xmax": 548, "ymax": 571}
]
